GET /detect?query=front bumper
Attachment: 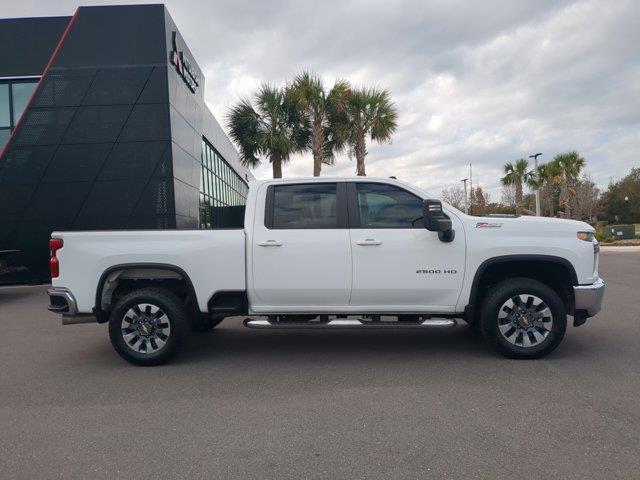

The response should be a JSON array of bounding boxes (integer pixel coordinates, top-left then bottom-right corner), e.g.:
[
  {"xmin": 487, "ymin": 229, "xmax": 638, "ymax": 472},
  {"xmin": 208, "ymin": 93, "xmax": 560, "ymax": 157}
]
[
  {"xmin": 48, "ymin": 288, "xmax": 96, "ymax": 325},
  {"xmin": 573, "ymin": 277, "xmax": 605, "ymax": 318}
]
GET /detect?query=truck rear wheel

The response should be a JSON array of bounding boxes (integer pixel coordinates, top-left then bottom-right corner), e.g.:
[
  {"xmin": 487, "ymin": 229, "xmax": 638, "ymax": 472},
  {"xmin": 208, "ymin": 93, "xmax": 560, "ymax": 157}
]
[
  {"xmin": 108, "ymin": 287, "xmax": 187, "ymax": 366},
  {"xmin": 479, "ymin": 278, "xmax": 567, "ymax": 359}
]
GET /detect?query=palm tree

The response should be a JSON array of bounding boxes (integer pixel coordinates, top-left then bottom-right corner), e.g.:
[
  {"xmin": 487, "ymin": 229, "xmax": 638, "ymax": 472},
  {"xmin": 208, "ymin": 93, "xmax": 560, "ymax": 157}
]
[
  {"xmin": 289, "ymin": 72, "xmax": 350, "ymax": 176},
  {"xmin": 226, "ymin": 84, "xmax": 308, "ymax": 178},
  {"xmin": 554, "ymin": 151, "xmax": 585, "ymax": 218},
  {"xmin": 343, "ymin": 86, "xmax": 398, "ymax": 176},
  {"xmin": 501, "ymin": 158, "xmax": 531, "ymax": 215},
  {"xmin": 528, "ymin": 161, "xmax": 563, "ymax": 217}
]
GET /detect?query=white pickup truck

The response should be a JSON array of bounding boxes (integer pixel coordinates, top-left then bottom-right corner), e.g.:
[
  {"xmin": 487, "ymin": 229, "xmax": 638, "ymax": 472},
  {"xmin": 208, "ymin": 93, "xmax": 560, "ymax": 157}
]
[{"xmin": 48, "ymin": 177, "xmax": 604, "ymax": 365}]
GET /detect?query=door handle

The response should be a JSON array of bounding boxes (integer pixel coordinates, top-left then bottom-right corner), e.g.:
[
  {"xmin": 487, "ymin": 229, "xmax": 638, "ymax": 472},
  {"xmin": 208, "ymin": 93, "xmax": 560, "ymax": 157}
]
[
  {"xmin": 258, "ymin": 240, "xmax": 283, "ymax": 247},
  {"xmin": 355, "ymin": 238, "xmax": 382, "ymax": 246}
]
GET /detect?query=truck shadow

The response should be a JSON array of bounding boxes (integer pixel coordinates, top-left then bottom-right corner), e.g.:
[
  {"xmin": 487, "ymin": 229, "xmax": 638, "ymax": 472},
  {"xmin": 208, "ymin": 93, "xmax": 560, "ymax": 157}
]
[{"xmin": 177, "ymin": 321, "xmax": 495, "ymax": 364}]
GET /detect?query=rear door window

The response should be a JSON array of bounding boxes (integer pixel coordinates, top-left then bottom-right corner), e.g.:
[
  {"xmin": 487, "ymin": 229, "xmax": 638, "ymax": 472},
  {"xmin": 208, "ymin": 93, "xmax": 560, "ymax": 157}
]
[{"xmin": 269, "ymin": 183, "xmax": 339, "ymax": 229}]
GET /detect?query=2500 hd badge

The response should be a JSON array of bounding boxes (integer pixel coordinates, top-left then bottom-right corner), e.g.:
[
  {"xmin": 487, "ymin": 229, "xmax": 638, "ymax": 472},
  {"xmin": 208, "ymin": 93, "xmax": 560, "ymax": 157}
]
[{"xmin": 416, "ymin": 269, "xmax": 458, "ymax": 274}]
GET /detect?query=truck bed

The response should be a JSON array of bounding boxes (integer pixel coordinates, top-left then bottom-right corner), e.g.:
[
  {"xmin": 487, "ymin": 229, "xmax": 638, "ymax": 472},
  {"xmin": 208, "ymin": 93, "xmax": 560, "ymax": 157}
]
[{"xmin": 51, "ymin": 230, "xmax": 246, "ymax": 313}]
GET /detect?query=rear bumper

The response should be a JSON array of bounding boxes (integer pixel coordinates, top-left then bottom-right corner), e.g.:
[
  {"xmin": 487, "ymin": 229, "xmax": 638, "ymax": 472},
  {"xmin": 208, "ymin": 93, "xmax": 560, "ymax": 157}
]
[
  {"xmin": 47, "ymin": 288, "xmax": 96, "ymax": 325},
  {"xmin": 573, "ymin": 277, "xmax": 605, "ymax": 318}
]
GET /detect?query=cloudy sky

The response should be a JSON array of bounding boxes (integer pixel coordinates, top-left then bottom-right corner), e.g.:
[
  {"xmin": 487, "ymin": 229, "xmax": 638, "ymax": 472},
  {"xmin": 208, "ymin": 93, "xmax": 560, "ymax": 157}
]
[{"xmin": 5, "ymin": 0, "xmax": 639, "ymax": 199}]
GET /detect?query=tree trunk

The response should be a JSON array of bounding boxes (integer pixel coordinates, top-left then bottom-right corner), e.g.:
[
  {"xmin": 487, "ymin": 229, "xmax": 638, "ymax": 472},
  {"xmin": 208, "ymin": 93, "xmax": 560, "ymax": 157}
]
[
  {"xmin": 515, "ymin": 182, "xmax": 523, "ymax": 215},
  {"xmin": 355, "ymin": 136, "xmax": 366, "ymax": 176},
  {"xmin": 561, "ymin": 182, "xmax": 570, "ymax": 218},
  {"xmin": 272, "ymin": 158, "xmax": 282, "ymax": 179},
  {"xmin": 313, "ymin": 152, "xmax": 322, "ymax": 177},
  {"xmin": 312, "ymin": 120, "xmax": 323, "ymax": 177}
]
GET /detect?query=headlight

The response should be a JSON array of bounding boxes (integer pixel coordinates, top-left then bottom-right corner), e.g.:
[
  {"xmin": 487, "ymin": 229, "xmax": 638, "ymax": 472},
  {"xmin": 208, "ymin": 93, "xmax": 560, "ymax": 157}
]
[{"xmin": 577, "ymin": 231, "xmax": 594, "ymax": 242}]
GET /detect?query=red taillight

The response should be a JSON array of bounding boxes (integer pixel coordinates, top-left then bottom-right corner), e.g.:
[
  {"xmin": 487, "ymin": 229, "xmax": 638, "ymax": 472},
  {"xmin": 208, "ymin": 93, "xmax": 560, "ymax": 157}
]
[
  {"xmin": 50, "ymin": 238, "xmax": 63, "ymax": 278},
  {"xmin": 50, "ymin": 257, "xmax": 59, "ymax": 278}
]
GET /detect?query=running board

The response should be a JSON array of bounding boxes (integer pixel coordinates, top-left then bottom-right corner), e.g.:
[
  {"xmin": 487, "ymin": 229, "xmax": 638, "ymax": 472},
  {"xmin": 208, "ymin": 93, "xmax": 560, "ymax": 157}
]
[{"xmin": 243, "ymin": 318, "xmax": 457, "ymax": 329}]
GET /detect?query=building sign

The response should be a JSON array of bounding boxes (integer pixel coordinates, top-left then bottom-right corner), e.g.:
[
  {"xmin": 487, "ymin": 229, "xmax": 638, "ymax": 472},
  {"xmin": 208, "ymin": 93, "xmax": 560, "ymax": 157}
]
[{"xmin": 169, "ymin": 31, "xmax": 199, "ymax": 93}]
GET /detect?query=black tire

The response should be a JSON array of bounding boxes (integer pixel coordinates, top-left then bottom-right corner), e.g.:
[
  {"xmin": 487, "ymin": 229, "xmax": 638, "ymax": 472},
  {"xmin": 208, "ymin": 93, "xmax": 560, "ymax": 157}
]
[
  {"xmin": 108, "ymin": 287, "xmax": 188, "ymax": 366},
  {"xmin": 480, "ymin": 278, "xmax": 567, "ymax": 359}
]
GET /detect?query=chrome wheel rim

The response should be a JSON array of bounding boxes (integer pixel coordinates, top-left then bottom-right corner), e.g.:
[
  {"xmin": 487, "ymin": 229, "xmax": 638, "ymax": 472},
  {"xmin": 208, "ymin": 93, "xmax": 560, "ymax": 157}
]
[
  {"xmin": 497, "ymin": 294, "xmax": 553, "ymax": 348},
  {"xmin": 121, "ymin": 303, "xmax": 171, "ymax": 354}
]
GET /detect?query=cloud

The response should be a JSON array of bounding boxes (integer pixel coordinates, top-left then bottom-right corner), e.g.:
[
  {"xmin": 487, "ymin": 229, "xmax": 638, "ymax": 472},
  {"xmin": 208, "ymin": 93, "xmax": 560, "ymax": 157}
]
[{"xmin": 5, "ymin": 0, "xmax": 639, "ymax": 198}]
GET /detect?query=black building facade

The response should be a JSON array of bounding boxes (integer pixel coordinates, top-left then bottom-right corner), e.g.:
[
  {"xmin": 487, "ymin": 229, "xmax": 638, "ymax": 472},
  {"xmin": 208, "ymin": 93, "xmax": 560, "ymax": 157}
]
[{"xmin": 0, "ymin": 5, "xmax": 253, "ymax": 284}]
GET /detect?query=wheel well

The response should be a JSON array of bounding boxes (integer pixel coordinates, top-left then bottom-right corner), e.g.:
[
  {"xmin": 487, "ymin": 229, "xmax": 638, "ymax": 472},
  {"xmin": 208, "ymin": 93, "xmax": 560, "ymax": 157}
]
[
  {"xmin": 95, "ymin": 265, "xmax": 198, "ymax": 323},
  {"xmin": 466, "ymin": 258, "xmax": 576, "ymax": 324}
]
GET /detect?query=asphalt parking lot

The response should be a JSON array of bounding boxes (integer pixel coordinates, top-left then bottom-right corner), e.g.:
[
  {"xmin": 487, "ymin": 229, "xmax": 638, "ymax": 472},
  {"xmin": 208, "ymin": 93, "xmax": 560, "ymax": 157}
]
[{"xmin": 1, "ymin": 249, "xmax": 639, "ymax": 479}]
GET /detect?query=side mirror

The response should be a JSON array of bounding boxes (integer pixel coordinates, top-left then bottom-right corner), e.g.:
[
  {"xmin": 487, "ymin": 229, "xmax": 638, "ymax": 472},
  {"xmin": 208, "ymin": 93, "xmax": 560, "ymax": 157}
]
[{"xmin": 423, "ymin": 199, "xmax": 455, "ymax": 242}]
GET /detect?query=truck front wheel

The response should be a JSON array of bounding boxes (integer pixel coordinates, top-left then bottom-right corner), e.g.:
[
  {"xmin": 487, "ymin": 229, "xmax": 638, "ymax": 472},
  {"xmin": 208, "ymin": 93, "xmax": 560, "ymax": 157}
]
[
  {"xmin": 479, "ymin": 278, "xmax": 567, "ymax": 359},
  {"xmin": 108, "ymin": 287, "xmax": 188, "ymax": 366}
]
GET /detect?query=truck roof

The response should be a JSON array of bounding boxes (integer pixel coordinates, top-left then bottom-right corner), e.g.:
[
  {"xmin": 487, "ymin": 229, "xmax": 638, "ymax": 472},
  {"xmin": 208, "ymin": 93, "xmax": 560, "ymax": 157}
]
[{"xmin": 249, "ymin": 176, "xmax": 404, "ymax": 185}]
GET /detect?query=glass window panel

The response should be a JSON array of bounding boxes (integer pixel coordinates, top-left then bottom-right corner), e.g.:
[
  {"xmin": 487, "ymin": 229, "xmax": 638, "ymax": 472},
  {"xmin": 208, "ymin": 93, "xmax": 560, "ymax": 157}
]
[
  {"xmin": 272, "ymin": 183, "xmax": 338, "ymax": 229},
  {"xmin": 202, "ymin": 169, "xmax": 207, "ymax": 196},
  {"xmin": 11, "ymin": 81, "xmax": 37, "ymax": 123},
  {"xmin": 0, "ymin": 128, "xmax": 10, "ymax": 149},
  {"xmin": 202, "ymin": 169, "xmax": 208, "ymax": 196},
  {"xmin": 207, "ymin": 170, "xmax": 213, "ymax": 197},
  {"xmin": 0, "ymin": 84, "xmax": 10, "ymax": 127},
  {"xmin": 355, "ymin": 183, "xmax": 424, "ymax": 228}
]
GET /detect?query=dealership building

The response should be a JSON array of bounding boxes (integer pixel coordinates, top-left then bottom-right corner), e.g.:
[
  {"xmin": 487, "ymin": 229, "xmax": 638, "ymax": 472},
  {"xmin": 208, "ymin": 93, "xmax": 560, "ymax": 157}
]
[{"xmin": 0, "ymin": 4, "xmax": 254, "ymax": 283}]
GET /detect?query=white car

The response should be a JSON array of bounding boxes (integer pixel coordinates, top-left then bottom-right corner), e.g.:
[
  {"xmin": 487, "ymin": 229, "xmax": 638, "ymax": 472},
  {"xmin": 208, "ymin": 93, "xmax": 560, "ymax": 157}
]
[{"xmin": 48, "ymin": 177, "xmax": 604, "ymax": 365}]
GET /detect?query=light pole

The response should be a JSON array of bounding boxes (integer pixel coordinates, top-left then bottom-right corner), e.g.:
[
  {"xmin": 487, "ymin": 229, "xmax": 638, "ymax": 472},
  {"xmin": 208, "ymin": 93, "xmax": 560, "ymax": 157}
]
[
  {"xmin": 625, "ymin": 196, "xmax": 629, "ymax": 223},
  {"xmin": 461, "ymin": 178, "xmax": 469, "ymax": 214},
  {"xmin": 529, "ymin": 153, "xmax": 543, "ymax": 216}
]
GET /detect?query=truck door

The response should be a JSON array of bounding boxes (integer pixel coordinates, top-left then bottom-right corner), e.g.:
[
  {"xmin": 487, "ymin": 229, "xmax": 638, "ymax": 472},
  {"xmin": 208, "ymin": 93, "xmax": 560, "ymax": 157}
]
[
  {"xmin": 348, "ymin": 181, "xmax": 465, "ymax": 312},
  {"xmin": 250, "ymin": 181, "xmax": 352, "ymax": 311}
]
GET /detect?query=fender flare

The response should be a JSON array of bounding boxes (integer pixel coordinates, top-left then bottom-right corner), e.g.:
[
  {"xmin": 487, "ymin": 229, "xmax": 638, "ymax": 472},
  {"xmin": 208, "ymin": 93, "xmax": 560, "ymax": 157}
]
[
  {"xmin": 94, "ymin": 262, "xmax": 199, "ymax": 322},
  {"xmin": 465, "ymin": 254, "xmax": 578, "ymax": 318}
]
